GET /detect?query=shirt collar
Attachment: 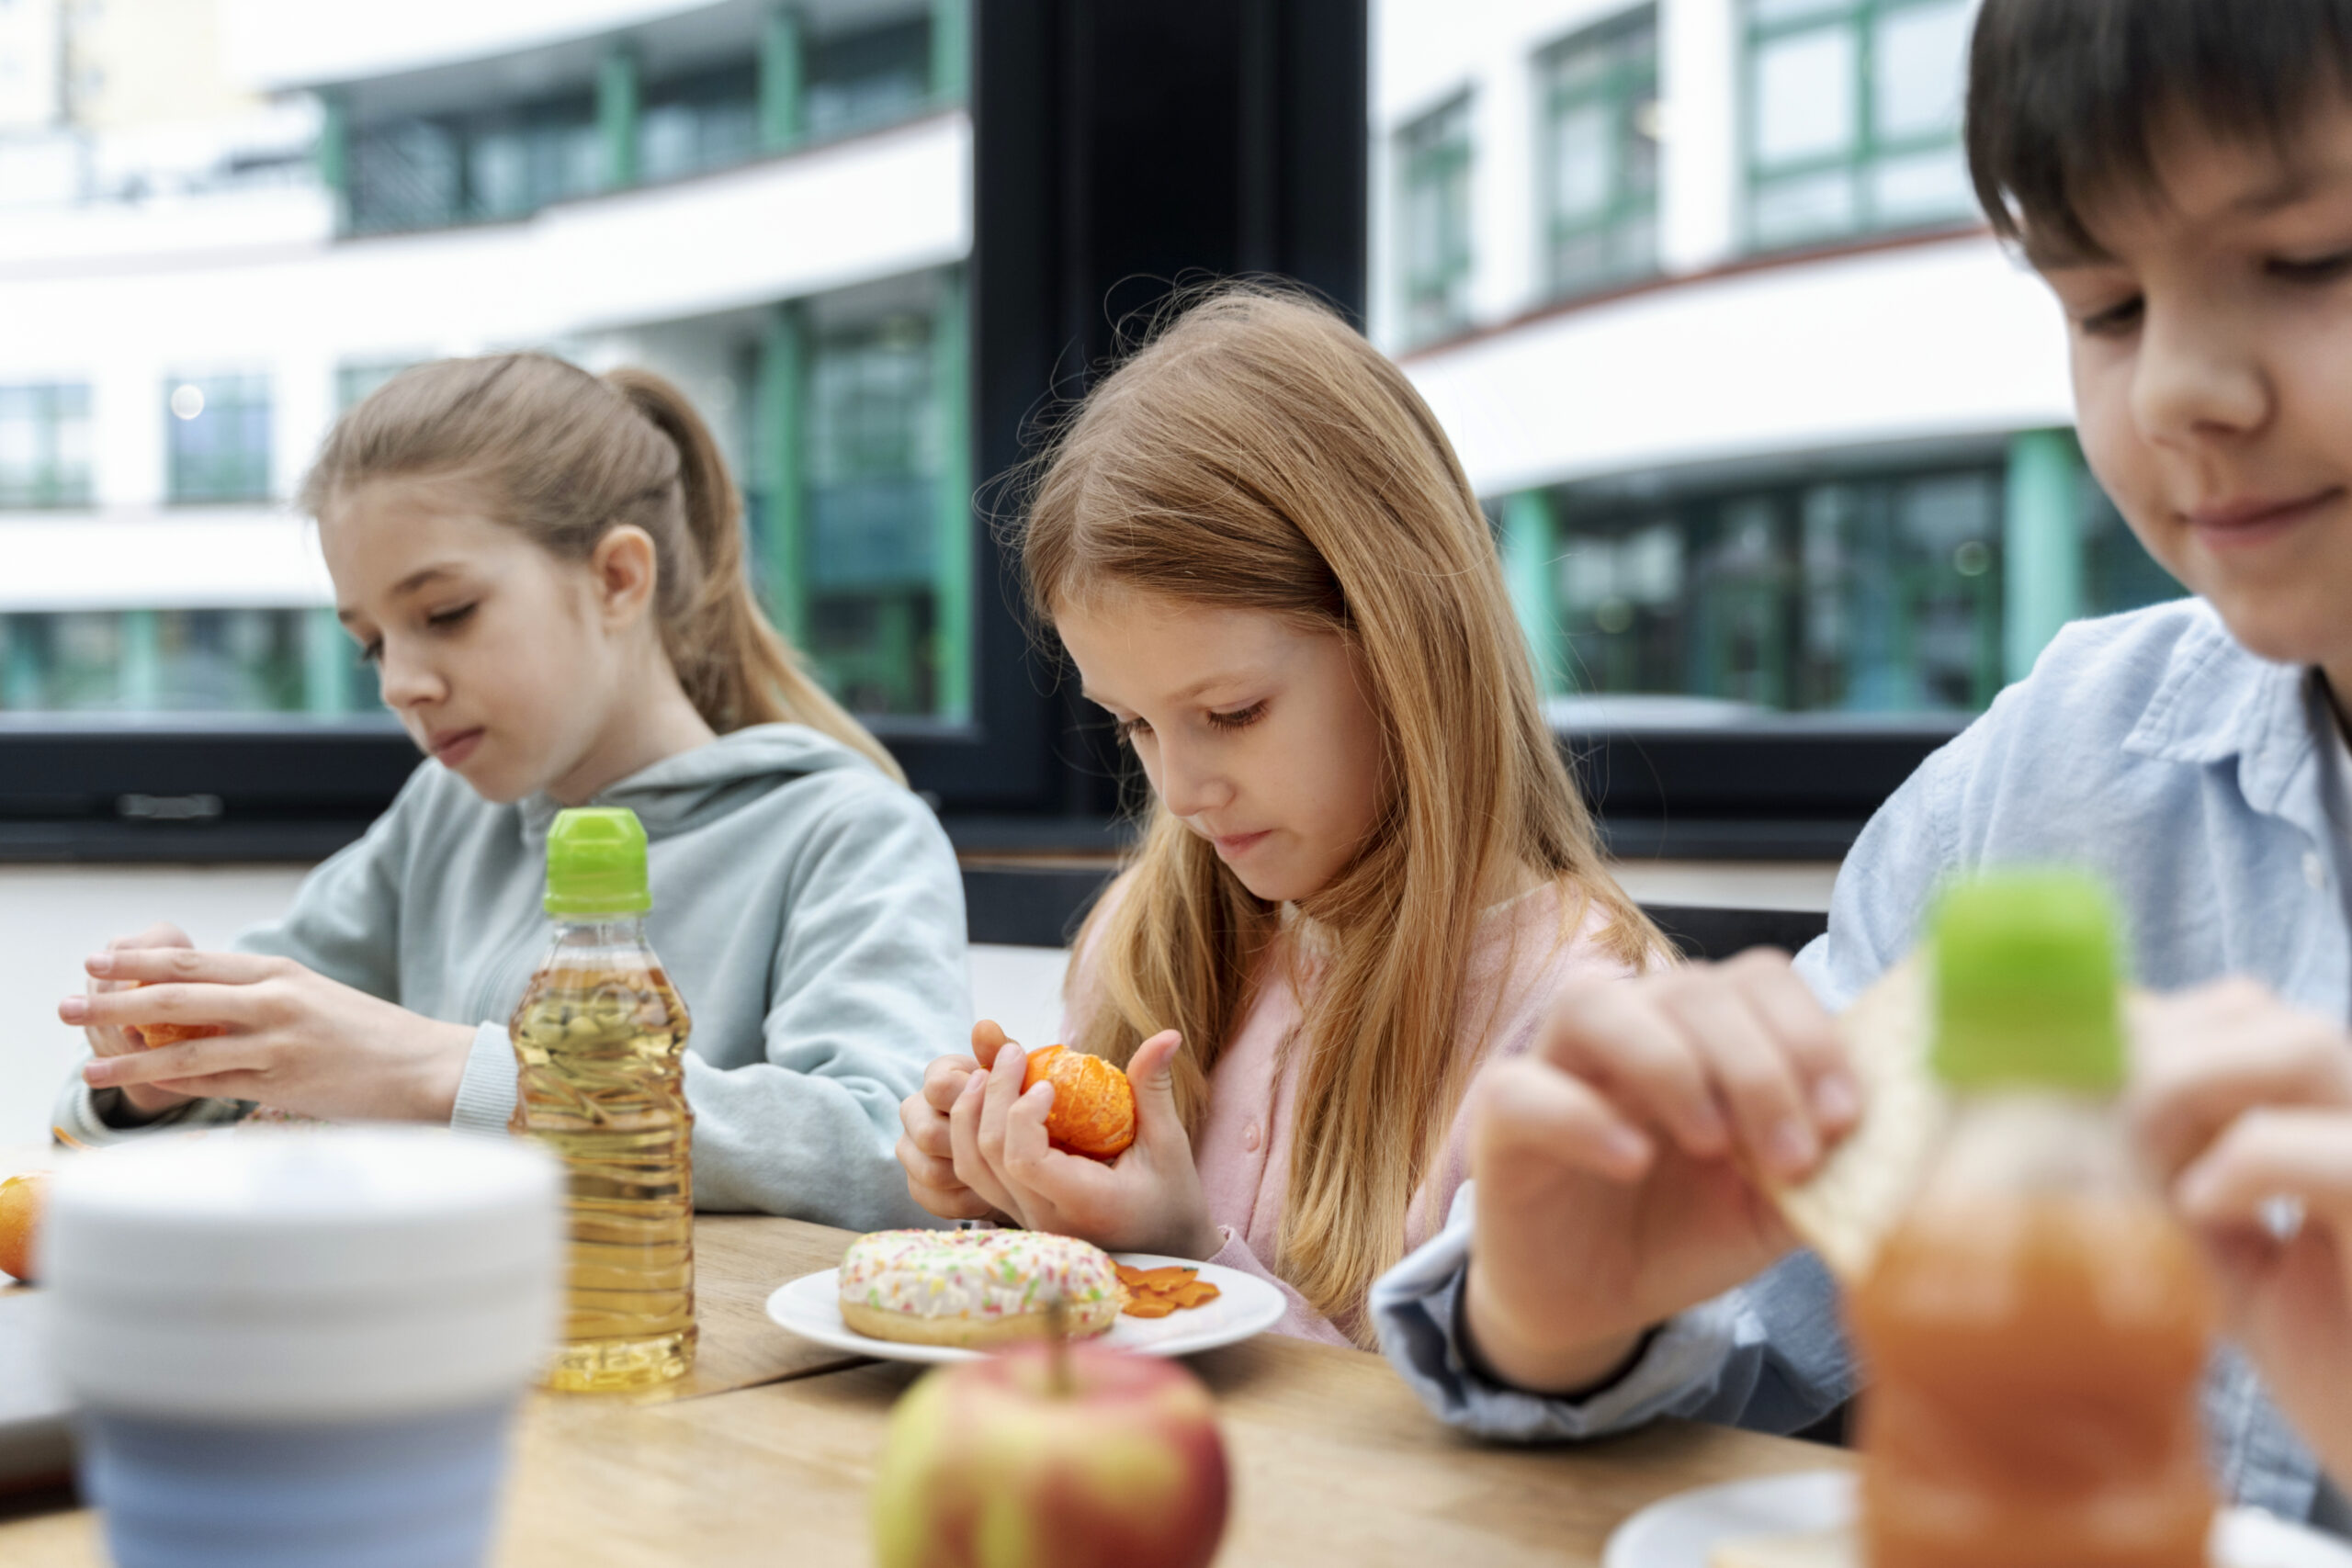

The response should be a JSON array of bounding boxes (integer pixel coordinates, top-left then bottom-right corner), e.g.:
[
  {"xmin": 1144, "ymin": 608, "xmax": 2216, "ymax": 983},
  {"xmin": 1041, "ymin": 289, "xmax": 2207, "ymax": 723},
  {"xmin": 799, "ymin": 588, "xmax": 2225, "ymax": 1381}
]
[{"xmin": 2122, "ymin": 603, "xmax": 2324, "ymax": 826}]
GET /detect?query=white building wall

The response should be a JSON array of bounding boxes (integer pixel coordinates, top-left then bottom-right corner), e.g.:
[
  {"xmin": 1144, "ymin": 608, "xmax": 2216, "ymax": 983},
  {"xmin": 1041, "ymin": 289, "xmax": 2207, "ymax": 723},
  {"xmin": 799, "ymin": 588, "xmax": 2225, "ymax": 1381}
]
[{"xmin": 1657, "ymin": 0, "xmax": 1738, "ymax": 274}]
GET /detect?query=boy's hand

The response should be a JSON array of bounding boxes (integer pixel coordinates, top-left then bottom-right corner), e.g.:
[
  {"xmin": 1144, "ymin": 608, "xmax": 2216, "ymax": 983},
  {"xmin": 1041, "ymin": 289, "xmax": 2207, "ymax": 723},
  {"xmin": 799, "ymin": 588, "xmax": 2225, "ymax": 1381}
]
[
  {"xmin": 2129, "ymin": 980, "xmax": 2352, "ymax": 1479},
  {"xmin": 1464, "ymin": 951, "xmax": 1859, "ymax": 1394},
  {"xmin": 948, "ymin": 1030, "xmax": 1219, "ymax": 1259},
  {"xmin": 82, "ymin": 924, "xmax": 198, "ymax": 1116},
  {"xmin": 62, "ymin": 949, "xmax": 475, "ymax": 1124},
  {"xmin": 898, "ymin": 1021, "xmax": 1015, "ymax": 1222}
]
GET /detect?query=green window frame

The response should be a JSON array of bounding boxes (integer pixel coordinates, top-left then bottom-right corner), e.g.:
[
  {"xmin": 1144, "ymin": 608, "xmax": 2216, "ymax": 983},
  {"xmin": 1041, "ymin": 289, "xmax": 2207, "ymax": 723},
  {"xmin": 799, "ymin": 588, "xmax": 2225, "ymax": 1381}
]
[
  {"xmin": 0, "ymin": 384, "xmax": 95, "ymax": 509},
  {"xmin": 1396, "ymin": 94, "xmax": 1475, "ymax": 348},
  {"xmin": 1538, "ymin": 6, "xmax": 1660, "ymax": 300},
  {"xmin": 1744, "ymin": 0, "xmax": 1976, "ymax": 253},
  {"xmin": 166, "ymin": 372, "xmax": 273, "ymax": 505}
]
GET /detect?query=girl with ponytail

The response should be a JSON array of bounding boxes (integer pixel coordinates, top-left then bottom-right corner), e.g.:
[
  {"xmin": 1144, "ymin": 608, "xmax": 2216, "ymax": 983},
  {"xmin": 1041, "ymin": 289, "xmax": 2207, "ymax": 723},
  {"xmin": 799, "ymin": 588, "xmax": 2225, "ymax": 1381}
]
[
  {"xmin": 54, "ymin": 353, "xmax": 961, "ymax": 1229},
  {"xmin": 897, "ymin": 287, "xmax": 1667, "ymax": 1344}
]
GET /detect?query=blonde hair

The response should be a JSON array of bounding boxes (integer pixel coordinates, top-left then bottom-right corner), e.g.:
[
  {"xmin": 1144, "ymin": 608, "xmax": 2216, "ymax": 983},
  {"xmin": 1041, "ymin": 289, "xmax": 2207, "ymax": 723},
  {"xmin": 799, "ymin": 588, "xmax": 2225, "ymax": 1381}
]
[
  {"xmin": 300, "ymin": 352, "xmax": 904, "ymax": 783},
  {"xmin": 1023, "ymin": 285, "xmax": 1662, "ymax": 1338}
]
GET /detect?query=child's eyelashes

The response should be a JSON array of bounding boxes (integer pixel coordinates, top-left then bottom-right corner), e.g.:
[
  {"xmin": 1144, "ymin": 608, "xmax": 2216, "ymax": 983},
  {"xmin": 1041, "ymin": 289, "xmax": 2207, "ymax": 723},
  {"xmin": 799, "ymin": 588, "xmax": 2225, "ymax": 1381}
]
[
  {"xmin": 1206, "ymin": 701, "xmax": 1268, "ymax": 731},
  {"xmin": 2268, "ymin": 248, "xmax": 2352, "ymax": 284},
  {"xmin": 425, "ymin": 604, "xmax": 478, "ymax": 632},
  {"xmin": 1114, "ymin": 716, "xmax": 1152, "ymax": 744},
  {"xmin": 2076, "ymin": 295, "xmax": 2144, "ymax": 338}
]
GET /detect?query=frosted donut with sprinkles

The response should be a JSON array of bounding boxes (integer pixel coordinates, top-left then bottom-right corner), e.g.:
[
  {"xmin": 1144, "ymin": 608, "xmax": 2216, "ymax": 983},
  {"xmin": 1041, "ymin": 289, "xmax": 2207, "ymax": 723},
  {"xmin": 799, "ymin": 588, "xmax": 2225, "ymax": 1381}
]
[{"xmin": 837, "ymin": 1229, "xmax": 1127, "ymax": 1348}]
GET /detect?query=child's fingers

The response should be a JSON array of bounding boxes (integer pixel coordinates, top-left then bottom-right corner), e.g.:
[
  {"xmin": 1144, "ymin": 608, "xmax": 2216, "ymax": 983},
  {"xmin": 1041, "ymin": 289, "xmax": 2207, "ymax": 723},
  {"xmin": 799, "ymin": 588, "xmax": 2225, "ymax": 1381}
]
[
  {"xmin": 946, "ymin": 1069, "xmax": 1019, "ymax": 1218},
  {"xmin": 973, "ymin": 1042, "xmax": 1030, "ymax": 1170},
  {"xmin": 1722, "ymin": 951, "xmax": 1858, "ymax": 1132},
  {"xmin": 84, "ymin": 948, "xmax": 277, "ymax": 986},
  {"xmin": 970, "ymin": 1020, "xmax": 1012, "ymax": 1071},
  {"xmin": 106, "ymin": 923, "xmax": 193, "ymax": 955},
  {"xmin": 899, "ymin": 1092, "xmax": 956, "ymax": 1160},
  {"xmin": 1662, "ymin": 978, "xmax": 1818, "ymax": 1180},
  {"xmin": 84, "ymin": 1033, "xmax": 253, "ymax": 1090},
  {"xmin": 2132, "ymin": 988, "xmax": 2352, "ymax": 1182},
  {"xmin": 921, "ymin": 1054, "xmax": 979, "ymax": 1115},
  {"xmin": 995, "ymin": 1082, "xmax": 1069, "ymax": 1190},
  {"xmin": 1541, "ymin": 983, "xmax": 1727, "ymax": 1156},
  {"xmin": 895, "ymin": 1133, "xmax": 977, "ymax": 1205},
  {"xmin": 1473, "ymin": 1056, "xmax": 1654, "ymax": 1184},
  {"xmin": 63, "ymin": 980, "xmax": 250, "ymax": 1032},
  {"xmin": 2176, "ymin": 1108, "xmax": 2352, "ymax": 1234},
  {"xmin": 1125, "ymin": 1030, "xmax": 1186, "ymax": 1145}
]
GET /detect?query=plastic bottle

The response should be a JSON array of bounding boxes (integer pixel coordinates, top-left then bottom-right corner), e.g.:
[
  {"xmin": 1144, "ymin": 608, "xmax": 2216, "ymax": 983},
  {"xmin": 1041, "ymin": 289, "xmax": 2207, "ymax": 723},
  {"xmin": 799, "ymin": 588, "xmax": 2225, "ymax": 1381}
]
[
  {"xmin": 1849, "ymin": 871, "xmax": 2215, "ymax": 1568},
  {"xmin": 509, "ymin": 807, "xmax": 696, "ymax": 1392}
]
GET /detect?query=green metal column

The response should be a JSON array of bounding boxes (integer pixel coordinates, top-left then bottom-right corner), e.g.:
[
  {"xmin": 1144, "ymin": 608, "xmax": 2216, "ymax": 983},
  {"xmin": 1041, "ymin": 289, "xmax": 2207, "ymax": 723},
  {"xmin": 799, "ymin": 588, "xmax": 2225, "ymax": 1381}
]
[
  {"xmin": 759, "ymin": 5, "xmax": 804, "ymax": 150},
  {"xmin": 932, "ymin": 269, "xmax": 974, "ymax": 720},
  {"xmin": 2003, "ymin": 429, "xmax": 2084, "ymax": 682},
  {"xmin": 304, "ymin": 605, "xmax": 352, "ymax": 716},
  {"xmin": 931, "ymin": 0, "xmax": 970, "ymax": 100},
  {"xmin": 597, "ymin": 45, "xmax": 641, "ymax": 190},
  {"xmin": 756, "ymin": 302, "xmax": 808, "ymax": 644},
  {"xmin": 318, "ymin": 90, "xmax": 350, "ymax": 234},
  {"xmin": 2, "ymin": 616, "xmax": 42, "ymax": 710},
  {"xmin": 1501, "ymin": 491, "xmax": 1567, "ymax": 696},
  {"xmin": 119, "ymin": 610, "xmax": 160, "ymax": 712}
]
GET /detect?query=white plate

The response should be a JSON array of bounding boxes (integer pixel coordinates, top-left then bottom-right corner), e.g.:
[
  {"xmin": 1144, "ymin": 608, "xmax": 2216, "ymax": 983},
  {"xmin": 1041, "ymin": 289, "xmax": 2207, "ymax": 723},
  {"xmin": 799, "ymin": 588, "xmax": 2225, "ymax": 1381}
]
[
  {"xmin": 1603, "ymin": 1470, "xmax": 2352, "ymax": 1568},
  {"xmin": 765, "ymin": 1251, "xmax": 1288, "ymax": 1365}
]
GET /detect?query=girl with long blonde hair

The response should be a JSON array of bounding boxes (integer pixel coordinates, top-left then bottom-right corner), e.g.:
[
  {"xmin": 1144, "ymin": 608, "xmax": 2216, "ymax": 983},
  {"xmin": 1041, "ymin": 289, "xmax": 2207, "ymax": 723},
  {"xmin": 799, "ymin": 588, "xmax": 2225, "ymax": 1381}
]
[
  {"xmin": 57, "ymin": 354, "xmax": 961, "ymax": 1230},
  {"xmin": 897, "ymin": 286, "xmax": 1664, "ymax": 1342}
]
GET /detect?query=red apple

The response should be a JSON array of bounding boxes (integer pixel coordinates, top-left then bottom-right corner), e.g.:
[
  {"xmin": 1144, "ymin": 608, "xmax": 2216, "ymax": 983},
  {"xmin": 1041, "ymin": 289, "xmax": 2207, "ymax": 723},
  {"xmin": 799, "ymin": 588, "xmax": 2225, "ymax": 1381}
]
[{"xmin": 871, "ymin": 1339, "xmax": 1229, "ymax": 1568}]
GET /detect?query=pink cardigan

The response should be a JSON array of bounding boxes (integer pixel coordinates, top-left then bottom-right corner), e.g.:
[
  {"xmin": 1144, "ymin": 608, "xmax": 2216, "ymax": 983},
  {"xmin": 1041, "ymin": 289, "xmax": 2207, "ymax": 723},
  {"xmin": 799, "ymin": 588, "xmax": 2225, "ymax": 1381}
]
[{"xmin": 1066, "ymin": 879, "xmax": 1639, "ymax": 1346}]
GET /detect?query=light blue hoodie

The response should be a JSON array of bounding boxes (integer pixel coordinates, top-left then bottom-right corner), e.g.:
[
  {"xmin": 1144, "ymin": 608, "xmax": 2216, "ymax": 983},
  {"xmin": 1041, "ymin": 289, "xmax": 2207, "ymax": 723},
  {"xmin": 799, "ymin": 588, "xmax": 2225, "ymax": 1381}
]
[
  {"xmin": 52, "ymin": 723, "xmax": 967, "ymax": 1231},
  {"xmin": 1371, "ymin": 600, "xmax": 2347, "ymax": 1524}
]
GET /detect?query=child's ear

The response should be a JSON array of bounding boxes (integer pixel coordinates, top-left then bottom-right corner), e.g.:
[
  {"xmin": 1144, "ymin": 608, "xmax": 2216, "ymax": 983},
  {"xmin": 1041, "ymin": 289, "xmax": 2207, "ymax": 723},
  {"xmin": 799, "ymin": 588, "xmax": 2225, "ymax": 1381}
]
[{"xmin": 587, "ymin": 526, "xmax": 660, "ymax": 628}]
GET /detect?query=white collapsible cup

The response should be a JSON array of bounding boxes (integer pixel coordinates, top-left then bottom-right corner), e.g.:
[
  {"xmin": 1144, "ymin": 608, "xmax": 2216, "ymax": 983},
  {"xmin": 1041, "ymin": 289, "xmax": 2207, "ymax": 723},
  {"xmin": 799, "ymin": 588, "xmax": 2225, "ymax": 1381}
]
[{"xmin": 40, "ymin": 1127, "xmax": 562, "ymax": 1568}]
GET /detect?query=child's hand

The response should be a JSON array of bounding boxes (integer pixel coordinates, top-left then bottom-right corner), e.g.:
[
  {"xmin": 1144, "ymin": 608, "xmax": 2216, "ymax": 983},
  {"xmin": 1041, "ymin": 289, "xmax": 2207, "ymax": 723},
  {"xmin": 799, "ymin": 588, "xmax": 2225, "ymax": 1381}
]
[
  {"xmin": 948, "ymin": 1030, "xmax": 1219, "ymax": 1259},
  {"xmin": 898, "ymin": 1021, "xmax": 1014, "ymax": 1222},
  {"xmin": 1464, "ymin": 951, "xmax": 1858, "ymax": 1394},
  {"xmin": 2130, "ymin": 980, "xmax": 2352, "ymax": 1480},
  {"xmin": 61, "ymin": 949, "xmax": 477, "ymax": 1124},
  {"xmin": 82, "ymin": 923, "xmax": 198, "ymax": 1116}
]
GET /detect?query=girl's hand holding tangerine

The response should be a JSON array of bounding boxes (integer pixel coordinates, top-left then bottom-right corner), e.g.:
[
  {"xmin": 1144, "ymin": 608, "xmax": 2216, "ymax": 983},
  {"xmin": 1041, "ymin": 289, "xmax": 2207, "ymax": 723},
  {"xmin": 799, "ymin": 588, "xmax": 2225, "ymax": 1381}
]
[
  {"xmin": 1464, "ymin": 951, "xmax": 1858, "ymax": 1394},
  {"xmin": 62, "ymin": 946, "xmax": 477, "ymax": 1124},
  {"xmin": 897, "ymin": 1021, "xmax": 1012, "ymax": 1223},
  {"xmin": 2129, "ymin": 981, "xmax": 2352, "ymax": 1482},
  {"xmin": 947, "ymin": 1029, "xmax": 1218, "ymax": 1260},
  {"xmin": 79, "ymin": 922, "xmax": 199, "ymax": 1117}
]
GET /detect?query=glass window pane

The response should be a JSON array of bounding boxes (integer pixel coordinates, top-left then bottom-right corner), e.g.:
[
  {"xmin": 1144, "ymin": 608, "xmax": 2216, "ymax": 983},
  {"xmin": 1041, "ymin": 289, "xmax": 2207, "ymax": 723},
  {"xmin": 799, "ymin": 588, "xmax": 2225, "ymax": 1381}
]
[
  {"xmin": 1552, "ymin": 101, "xmax": 1612, "ymax": 221},
  {"xmin": 1874, "ymin": 0, "xmax": 1972, "ymax": 142},
  {"xmin": 1870, "ymin": 145, "xmax": 1973, "ymax": 224},
  {"xmin": 1754, "ymin": 26, "xmax": 1857, "ymax": 167},
  {"xmin": 1753, "ymin": 0, "xmax": 1855, "ymax": 23},
  {"xmin": 1752, "ymin": 168, "xmax": 1856, "ymax": 246}
]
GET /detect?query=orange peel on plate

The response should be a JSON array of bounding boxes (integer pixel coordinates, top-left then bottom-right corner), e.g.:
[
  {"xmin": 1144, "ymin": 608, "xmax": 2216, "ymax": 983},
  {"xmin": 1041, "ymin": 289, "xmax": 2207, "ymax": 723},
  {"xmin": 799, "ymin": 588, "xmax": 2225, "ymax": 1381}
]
[{"xmin": 1022, "ymin": 1044, "xmax": 1137, "ymax": 1161}]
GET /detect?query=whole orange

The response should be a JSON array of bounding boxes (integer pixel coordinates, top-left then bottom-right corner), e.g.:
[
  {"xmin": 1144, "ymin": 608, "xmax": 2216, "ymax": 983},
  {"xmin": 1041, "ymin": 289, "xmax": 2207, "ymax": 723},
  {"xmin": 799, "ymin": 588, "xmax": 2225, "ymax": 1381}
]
[
  {"xmin": 0, "ymin": 1172, "xmax": 50, "ymax": 1283},
  {"xmin": 1022, "ymin": 1045, "xmax": 1137, "ymax": 1161}
]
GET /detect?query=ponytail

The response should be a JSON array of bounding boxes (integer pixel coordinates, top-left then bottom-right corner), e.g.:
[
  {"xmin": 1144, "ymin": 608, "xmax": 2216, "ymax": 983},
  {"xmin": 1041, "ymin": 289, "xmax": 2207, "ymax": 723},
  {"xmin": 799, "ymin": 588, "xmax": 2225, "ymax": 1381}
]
[
  {"xmin": 300, "ymin": 352, "xmax": 906, "ymax": 785},
  {"xmin": 604, "ymin": 368, "xmax": 908, "ymax": 782}
]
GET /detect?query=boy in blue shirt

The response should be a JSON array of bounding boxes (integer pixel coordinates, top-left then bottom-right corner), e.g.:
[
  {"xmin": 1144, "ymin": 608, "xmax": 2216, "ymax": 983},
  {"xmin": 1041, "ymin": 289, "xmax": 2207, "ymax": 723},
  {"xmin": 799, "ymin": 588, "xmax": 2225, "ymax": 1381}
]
[{"xmin": 1372, "ymin": 0, "xmax": 2352, "ymax": 1529}]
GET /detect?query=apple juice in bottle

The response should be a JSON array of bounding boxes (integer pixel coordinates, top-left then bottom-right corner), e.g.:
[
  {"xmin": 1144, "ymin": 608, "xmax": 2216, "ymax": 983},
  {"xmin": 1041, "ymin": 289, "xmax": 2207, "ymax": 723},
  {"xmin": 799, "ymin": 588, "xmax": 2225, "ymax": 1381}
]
[
  {"xmin": 509, "ymin": 807, "xmax": 696, "ymax": 1392},
  {"xmin": 1849, "ymin": 872, "xmax": 2214, "ymax": 1568}
]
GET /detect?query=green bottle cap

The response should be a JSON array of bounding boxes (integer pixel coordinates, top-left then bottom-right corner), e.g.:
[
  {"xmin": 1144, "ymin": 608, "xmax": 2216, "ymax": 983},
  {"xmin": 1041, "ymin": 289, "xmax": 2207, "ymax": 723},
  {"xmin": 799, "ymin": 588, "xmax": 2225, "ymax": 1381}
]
[
  {"xmin": 1930, "ymin": 870, "xmax": 2124, "ymax": 1093},
  {"xmin": 543, "ymin": 807, "xmax": 652, "ymax": 917}
]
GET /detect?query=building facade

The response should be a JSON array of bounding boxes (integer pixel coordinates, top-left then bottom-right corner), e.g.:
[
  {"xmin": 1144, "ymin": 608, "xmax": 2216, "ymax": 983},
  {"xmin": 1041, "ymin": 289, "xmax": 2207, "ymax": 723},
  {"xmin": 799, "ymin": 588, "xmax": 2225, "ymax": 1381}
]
[
  {"xmin": 0, "ymin": 0, "xmax": 970, "ymax": 726},
  {"xmin": 1373, "ymin": 0, "xmax": 2180, "ymax": 725}
]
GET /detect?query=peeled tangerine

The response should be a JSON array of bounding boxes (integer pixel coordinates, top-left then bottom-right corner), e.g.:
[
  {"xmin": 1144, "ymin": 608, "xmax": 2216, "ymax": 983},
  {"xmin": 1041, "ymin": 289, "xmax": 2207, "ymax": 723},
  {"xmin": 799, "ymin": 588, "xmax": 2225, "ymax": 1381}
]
[
  {"xmin": 125, "ymin": 980, "xmax": 227, "ymax": 1049},
  {"xmin": 0, "ymin": 1172, "xmax": 50, "ymax": 1283},
  {"xmin": 1023, "ymin": 1046, "xmax": 1136, "ymax": 1161}
]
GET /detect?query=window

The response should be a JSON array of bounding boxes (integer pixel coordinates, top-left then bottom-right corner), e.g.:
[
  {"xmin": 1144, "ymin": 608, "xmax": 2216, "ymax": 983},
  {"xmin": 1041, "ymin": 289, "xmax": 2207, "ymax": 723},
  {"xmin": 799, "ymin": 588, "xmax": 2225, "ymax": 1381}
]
[
  {"xmin": 349, "ymin": 96, "xmax": 599, "ymax": 235},
  {"xmin": 0, "ymin": 609, "xmax": 312, "ymax": 714},
  {"xmin": 640, "ymin": 62, "xmax": 760, "ymax": 183},
  {"xmin": 1396, "ymin": 95, "xmax": 1475, "ymax": 347},
  {"xmin": 335, "ymin": 361, "xmax": 415, "ymax": 412},
  {"xmin": 1539, "ymin": 7, "xmax": 1659, "ymax": 299},
  {"xmin": 0, "ymin": 383, "xmax": 93, "ymax": 508},
  {"xmin": 1746, "ymin": 0, "xmax": 1975, "ymax": 251},
  {"xmin": 806, "ymin": 17, "xmax": 932, "ymax": 141},
  {"xmin": 165, "ymin": 373, "xmax": 272, "ymax": 504}
]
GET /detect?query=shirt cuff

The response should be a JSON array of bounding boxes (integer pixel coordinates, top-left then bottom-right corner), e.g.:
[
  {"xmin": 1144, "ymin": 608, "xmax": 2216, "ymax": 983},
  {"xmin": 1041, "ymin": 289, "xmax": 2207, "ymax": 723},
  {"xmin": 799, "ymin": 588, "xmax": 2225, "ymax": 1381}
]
[
  {"xmin": 1370, "ymin": 1182, "xmax": 1744, "ymax": 1442},
  {"xmin": 448, "ymin": 1021, "xmax": 519, "ymax": 1135}
]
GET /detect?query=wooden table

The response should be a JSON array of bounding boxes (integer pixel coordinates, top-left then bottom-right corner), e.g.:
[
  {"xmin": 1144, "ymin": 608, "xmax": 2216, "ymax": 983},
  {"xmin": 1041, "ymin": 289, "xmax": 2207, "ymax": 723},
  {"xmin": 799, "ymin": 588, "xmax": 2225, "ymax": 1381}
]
[{"xmin": 0, "ymin": 1203, "xmax": 1849, "ymax": 1566}]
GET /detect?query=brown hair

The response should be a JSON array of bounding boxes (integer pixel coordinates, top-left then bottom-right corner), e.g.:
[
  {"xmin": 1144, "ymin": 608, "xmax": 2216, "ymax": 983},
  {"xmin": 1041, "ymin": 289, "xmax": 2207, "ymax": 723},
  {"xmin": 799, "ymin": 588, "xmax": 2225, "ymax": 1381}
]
[
  {"xmin": 1023, "ymin": 284, "xmax": 1662, "ymax": 1338},
  {"xmin": 300, "ymin": 353, "xmax": 903, "ymax": 782}
]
